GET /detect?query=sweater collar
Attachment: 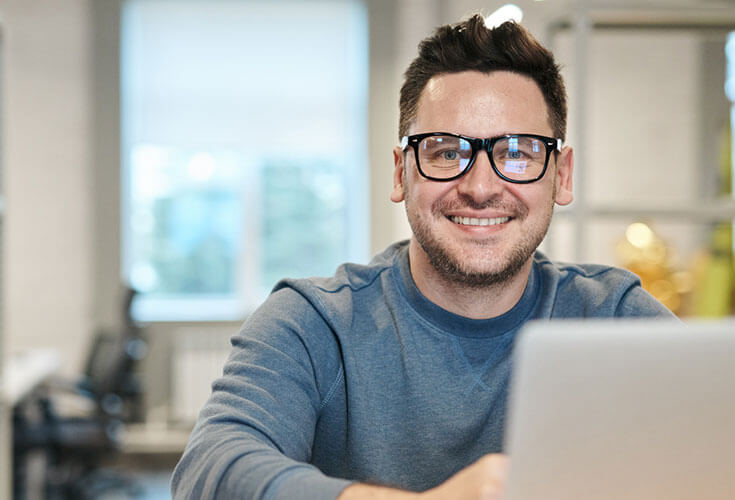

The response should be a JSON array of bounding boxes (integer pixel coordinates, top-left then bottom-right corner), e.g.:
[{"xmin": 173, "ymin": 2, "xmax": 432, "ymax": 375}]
[{"xmin": 393, "ymin": 242, "xmax": 540, "ymax": 338}]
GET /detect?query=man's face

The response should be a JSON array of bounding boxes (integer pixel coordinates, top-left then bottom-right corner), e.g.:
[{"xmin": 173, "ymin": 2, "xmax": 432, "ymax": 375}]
[{"xmin": 391, "ymin": 70, "xmax": 574, "ymax": 287}]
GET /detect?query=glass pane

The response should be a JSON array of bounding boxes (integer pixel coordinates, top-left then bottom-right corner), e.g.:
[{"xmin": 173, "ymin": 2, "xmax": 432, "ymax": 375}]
[
  {"xmin": 260, "ymin": 159, "xmax": 348, "ymax": 288},
  {"xmin": 122, "ymin": 0, "xmax": 368, "ymax": 320}
]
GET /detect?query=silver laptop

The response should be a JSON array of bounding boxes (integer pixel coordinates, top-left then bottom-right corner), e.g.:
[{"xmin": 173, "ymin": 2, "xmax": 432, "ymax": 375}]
[{"xmin": 505, "ymin": 319, "xmax": 735, "ymax": 500}]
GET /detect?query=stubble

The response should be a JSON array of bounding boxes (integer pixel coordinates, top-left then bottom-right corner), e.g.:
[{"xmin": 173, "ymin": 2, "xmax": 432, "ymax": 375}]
[{"xmin": 403, "ymin": 171, "xmax": 555, "ymax": 289}]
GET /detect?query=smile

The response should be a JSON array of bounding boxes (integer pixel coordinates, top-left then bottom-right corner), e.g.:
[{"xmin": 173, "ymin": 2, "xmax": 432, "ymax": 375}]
[{"xmin": 449, "ymin": 216, "xmax": 510, "ymax": 226}]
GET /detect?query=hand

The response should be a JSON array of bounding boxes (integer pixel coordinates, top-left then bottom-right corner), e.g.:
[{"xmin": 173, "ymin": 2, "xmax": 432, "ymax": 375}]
[
  {"xmin": 337, "ymin": 454, "xmax": 509, "ymax": 500},
  {"xmin": 421, "ymin": 454, "xmax": 509, "ymax": 500}
]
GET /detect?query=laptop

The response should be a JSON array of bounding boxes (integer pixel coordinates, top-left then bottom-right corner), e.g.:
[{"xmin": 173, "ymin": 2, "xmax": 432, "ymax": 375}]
[{"xmin": 504, "ymin": 319, "xmax": 735, "ymax": 500}]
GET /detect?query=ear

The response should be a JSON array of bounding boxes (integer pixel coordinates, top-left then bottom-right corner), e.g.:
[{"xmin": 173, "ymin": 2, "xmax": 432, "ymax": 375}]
[
  {"xmin": 390, "ymin": 146, "xmax": 406, "ymax": 203},
  {"xmin": 554, "ymin": 145, "xmax": 574, "ymax": 206}
]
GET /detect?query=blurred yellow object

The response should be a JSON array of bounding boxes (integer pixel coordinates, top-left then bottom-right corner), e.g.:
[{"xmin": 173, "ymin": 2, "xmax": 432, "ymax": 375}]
[
  {"xmin": 649, "ymin": 279, "xmax": 680, "ymax": 313},
  {"xmin": 617, "ymin": 221, "xmax": 683, "ymax": 314},
  {"xmin": 688, "ymin": 123, "xmax": 735, "ymax": 317},
  {"xmin": 625, "ymin": 222, "xmax": 655, "ymax": 249},
  {"xmin": 617, "ymin": 125, "xmax": 735, "ymax": 317},
  {"xmin": 690, "ymin": 224, "xmax": 734, "ymax": 317}
]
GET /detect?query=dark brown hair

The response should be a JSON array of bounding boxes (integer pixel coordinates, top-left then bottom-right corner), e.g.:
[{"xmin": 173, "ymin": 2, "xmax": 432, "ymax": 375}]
[{"xmin": 399, "ymin": 15, "xmax": 567, "ymax": 140}]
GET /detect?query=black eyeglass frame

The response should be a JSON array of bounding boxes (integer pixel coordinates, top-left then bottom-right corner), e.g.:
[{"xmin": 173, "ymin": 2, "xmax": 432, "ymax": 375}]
[{"xmin": 401, "ymin": 132, "xmax": 562, "ymax": 184}]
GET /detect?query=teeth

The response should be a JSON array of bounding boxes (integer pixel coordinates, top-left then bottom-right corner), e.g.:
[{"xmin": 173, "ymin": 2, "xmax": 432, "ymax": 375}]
[{"xmin": 450, "ymin": 216, "xmax": 510, "ymax": 226}]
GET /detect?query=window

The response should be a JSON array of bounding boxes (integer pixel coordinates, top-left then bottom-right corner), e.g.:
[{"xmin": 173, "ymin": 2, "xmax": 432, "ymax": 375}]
[{"xmin": 121, "ymin": 0, "xmax": 368, "ymax": 321}]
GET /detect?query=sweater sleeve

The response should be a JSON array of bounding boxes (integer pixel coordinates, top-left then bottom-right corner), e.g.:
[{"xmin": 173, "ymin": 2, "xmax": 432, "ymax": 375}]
[
  {"xmin": 170, "ymin": 287, "xmax": 353, "ymax": 499},
  {"xmin": 614, "ymin": 283, "xmax": 677, "ymax": 319}
]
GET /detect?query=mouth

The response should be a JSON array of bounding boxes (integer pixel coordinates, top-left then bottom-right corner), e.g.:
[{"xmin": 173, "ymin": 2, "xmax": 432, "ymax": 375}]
[{"xmin": 449, "ymin": 215, "xmax": 511, "ymax": 227}]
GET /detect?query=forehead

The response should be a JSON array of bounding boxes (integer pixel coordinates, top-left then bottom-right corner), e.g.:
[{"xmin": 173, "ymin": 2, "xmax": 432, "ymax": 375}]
[{"xmin": 413, "ymin": 70, "xmax": 551, "ymax": 137}]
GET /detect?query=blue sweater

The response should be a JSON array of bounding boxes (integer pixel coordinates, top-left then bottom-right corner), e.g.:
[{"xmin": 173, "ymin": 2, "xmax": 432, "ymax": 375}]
[{"xmin": 171, "ymin": 241, "xmax": 674, "ymax": 499}]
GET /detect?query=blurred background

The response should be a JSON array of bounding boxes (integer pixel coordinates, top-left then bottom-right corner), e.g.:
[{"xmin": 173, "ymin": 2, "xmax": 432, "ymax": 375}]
[{"xmin": 1, "ymin": 0, "xmax": 734, "ymax": 497}]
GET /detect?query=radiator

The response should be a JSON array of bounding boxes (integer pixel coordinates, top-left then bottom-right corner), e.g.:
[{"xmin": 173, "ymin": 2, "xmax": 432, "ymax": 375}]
[{"xmin": 171, "ymin": 327, "xmax": 234, "ymax": 424}]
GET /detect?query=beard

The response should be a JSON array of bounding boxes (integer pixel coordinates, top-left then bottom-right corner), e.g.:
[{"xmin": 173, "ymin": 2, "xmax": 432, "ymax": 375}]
[{"xmin": 405, "ymin": 189, "xmax": 554, "ymax": 289}]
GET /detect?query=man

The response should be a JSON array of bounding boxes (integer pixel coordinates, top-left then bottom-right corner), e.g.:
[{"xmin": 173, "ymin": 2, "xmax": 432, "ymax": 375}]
[{"xmin": 171, "ymin": 15, "xmax": 674, "ymax": 500}]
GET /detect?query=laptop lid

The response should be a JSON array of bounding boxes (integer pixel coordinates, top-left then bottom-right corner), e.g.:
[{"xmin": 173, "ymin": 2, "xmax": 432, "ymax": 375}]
[{"xmin": 504, "ymin": 319, "xmax": 735, "ymax": 500}]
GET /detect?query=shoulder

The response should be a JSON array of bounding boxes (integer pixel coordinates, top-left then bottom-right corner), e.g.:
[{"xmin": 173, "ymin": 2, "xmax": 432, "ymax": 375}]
[
  {"xmin": 233, "ymin": 242, "xmax": 406, "ymax": 388},
  {"xmin": 534, "ymin": 251, "xmax": 640, "ymax": 290},
  {"xmin": 533, "ymin": 251, "xmax": 675, "ymax": 318},
  {"xmin": 230, "ymin": 244, "xmax": 404, "ymax": 400},
  {"xmin": 265, "ymin": 240, "xmax": 407, "ymax": 327},
  {"xmin": 277, "ymin": 240, "xmax": 405, "ymax": 295}
]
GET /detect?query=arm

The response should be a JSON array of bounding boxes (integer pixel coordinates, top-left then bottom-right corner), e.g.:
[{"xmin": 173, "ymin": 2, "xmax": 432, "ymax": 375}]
[
  {"xmin": 615, "ymin": 283, "xmax": 678, "ymax": 319},
  {"xmin": 171, "ymin": 285, "xmax": 509, "ymax": 499},
  {"xmin": 171, "ymin": 287, "xmax": 351, "ymax": 499},
  {"xmin": 337, "ymin": 455, "xmax": 509, "ymax": 500}
]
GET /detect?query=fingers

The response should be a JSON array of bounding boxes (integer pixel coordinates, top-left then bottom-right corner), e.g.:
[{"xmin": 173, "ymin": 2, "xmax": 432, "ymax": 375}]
[
  {"xmin": 477, "ymin": 454, "xmax": 509, "ymax": 500},
  {"xmin": 422, "ymin": 453, "xmax": 510, "ymax": 500},
  {"xmin": 481, "ymin": 453, "xmax": 509, "ymax": 478}
]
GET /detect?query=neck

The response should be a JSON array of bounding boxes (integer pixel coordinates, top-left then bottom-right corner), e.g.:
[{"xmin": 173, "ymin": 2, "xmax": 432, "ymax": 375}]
[{"xmin": 407, "ymin": 239, "xmax": 533, "ymax": 320}]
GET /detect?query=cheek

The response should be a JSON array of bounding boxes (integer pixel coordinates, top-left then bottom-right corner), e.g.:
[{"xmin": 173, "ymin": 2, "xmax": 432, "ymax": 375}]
[
  {"xmin": 527, "ymin": 189, "xmax": 556, "ymax": 215},
  {"xmin": 411, "ymin": 184, "xmax": 455, "ymax": 215},
  {"xmin": 510, "ymin": 178, "xmax": 555, "ymax": 208}
]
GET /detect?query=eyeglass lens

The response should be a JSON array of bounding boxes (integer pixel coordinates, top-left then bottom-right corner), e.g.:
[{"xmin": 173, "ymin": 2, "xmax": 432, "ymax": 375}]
[{"xmin": 417, "ymin": 135, "xmax": 547, "ymax": 181}]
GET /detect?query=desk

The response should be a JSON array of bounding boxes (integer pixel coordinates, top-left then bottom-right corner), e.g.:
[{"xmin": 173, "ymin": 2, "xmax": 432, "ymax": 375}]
[
  {"xmin": 1, "ymin": 350, "xmax": 62, "ymax": 500},
  {"xmin": 2, "ymin": 350, "xmax": 62, "ymax": 405}
]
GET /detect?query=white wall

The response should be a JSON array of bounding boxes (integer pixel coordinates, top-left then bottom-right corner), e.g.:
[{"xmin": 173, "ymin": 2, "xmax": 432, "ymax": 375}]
[
  {"xmin": 2, "ymin": 0, "xmax": 95, "ymax": 374},
  {"xmin": 555, "ymin": 29, "xmax": 708, "ymax": 266}
]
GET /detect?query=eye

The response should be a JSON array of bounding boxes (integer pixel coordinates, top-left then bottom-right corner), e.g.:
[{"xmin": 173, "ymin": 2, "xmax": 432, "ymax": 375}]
[
  {"xmin": 442, "ymin": 150, "xmax": 459, "ymax": 161},
  {"xmin": 497, "ymin": 147, "xmax": 531, "ymax": 160}
]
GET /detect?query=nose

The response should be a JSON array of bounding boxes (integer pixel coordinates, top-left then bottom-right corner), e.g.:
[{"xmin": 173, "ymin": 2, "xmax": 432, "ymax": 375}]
[{"xmin": 455, "ymin": 149, "xmax": 505, "ymax": 201}]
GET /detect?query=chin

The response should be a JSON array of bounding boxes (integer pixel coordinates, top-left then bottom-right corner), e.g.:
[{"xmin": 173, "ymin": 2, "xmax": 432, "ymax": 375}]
[{"xmin": 424, "ymin": 242, "xmax": 533, "ymax": 288}]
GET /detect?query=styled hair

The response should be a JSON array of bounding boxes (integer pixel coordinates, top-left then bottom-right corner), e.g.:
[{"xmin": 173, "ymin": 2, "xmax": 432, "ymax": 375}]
[{"xmin": 398, "ymin": 15, "xmax": 567, "ymax": 140}]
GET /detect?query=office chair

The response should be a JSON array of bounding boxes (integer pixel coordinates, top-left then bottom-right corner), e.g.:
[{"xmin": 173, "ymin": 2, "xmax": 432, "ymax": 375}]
[{"xmin": 13, "ymin": 286, "xmax": 148, "ymax": 500}]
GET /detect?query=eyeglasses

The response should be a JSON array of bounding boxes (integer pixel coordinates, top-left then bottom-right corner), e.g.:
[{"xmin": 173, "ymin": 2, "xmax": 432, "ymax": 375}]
[{"xmin": 401, "ymin": 132, "xmax": 562, "ymax": 183}]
